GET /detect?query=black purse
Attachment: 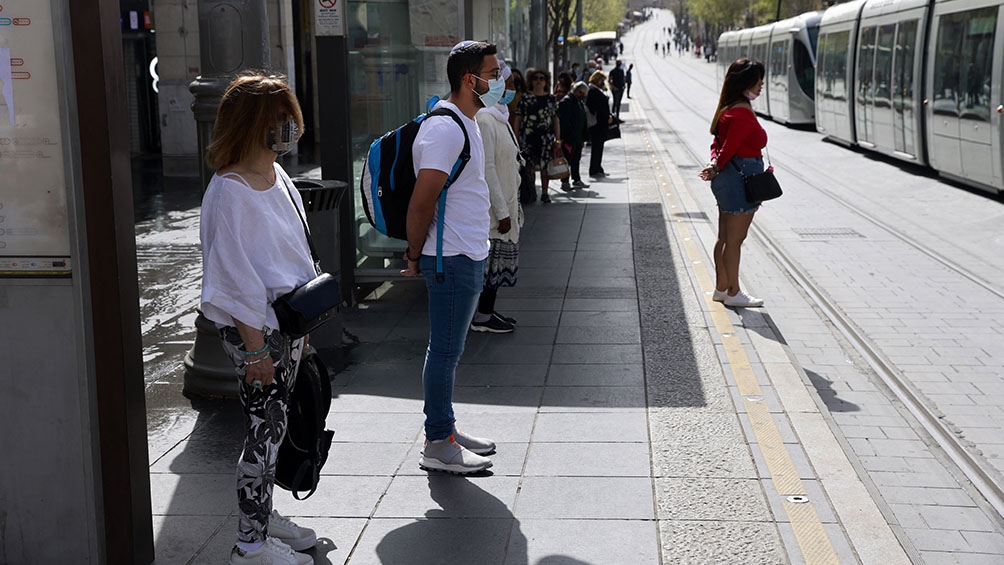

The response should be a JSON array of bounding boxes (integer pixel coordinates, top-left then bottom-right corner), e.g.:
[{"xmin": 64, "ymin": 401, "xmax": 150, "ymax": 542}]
[
  {"xmin": 731, "ymin": 149, "xmax": 782, "ymax": 202},
  {"xmin": 273, "ymin": 177, "xmax": 341, "ymax": 339}
]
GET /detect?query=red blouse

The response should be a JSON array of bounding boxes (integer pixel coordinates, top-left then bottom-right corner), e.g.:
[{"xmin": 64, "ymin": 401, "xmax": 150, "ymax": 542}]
[{"xmin": 710, "ymin": 107, "xmax": 767, "ymax": 167}]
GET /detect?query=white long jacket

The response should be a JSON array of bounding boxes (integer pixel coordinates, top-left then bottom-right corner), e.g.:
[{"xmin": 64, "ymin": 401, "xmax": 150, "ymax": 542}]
[{"xmin": 475, "ymin": 104, "xmax": 524, "ymax": 243}]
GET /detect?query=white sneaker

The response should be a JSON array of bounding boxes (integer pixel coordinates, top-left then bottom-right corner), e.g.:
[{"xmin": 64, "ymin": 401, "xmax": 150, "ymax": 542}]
[
  {"xmin": 723, "ymin": 289, "xmax": 763, "ymax": 308},
  {"xmin": 420, "ymin": 434, "xmax": 493, "ymax": 474},
  {"xmin": 453, "ymin": 427, "xmax": 496, "ymax": 455},
  {"xmin": 712, "ymin": 289, "xmax": 727, "ymax": 302},
  {"xmin": 230, "ymin": 537, "xmax": 313, "ymax": 565},
  {"xmin": 269, "ymin": 510, "xmax": 317, "ymax": 551}
]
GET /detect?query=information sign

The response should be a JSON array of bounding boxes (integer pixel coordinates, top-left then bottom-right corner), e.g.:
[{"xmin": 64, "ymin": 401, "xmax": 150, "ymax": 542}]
[
  {"xmin": 315, "ymin": 0, "xmax": 344, "ymax": 37},
  {"xmin": 0, "ymin": 0, "xmax": 72, "ymax": 276}
]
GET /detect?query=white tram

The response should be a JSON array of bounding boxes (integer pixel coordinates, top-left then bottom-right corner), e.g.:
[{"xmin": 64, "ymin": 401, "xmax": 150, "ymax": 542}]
[{"xmin": 815, "ymin": 0, "xmax": 1003, "ymax": 193}]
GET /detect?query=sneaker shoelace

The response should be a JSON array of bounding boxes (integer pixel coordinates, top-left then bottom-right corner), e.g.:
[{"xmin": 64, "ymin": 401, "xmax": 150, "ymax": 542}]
[
  {"xmin": 271, "ymin": 511, "xmax": 298, "ymax": 531},
  {"xmin": 265, "ymin": 537, "xmax": 296, "ymax": 556}
]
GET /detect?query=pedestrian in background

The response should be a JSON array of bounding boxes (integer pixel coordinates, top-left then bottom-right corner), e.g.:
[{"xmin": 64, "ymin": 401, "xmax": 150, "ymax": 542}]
[
  {"xmin": 200, "ymin": 73, "xmax": 317, "ymax": 565},
  {"xmin": 514, "ymin": 68, "xmax": 561, "ymax": 203},
  {"xmin": 608, "ymin": 59, "xmax": 626, "ymax": 119},
  {"xmin": 554, "ymin": 71, "xmax": 574, "ymax": 101},
  {"xmin": 699, "ymin": 58, "xmax": 767, "ymax": 308},
  {"xmin": 557, "ymin": 81, "xmax": 590, "ymax": 190},
  {"xmin": 401, "ymin": 40, "xmax": 498, "ymax": 474},
  {"xmin": 626, "ymin": 64, "xmax": 634, "ymax": 98},
  {"xmin": 507, "ymin": 68, "xmax": 526, "ymax": 131},
  {"xmin": 585, "ymin": 71, "xmax": 611, "ymax": 179},
  {"xmin": 474, "ymin": 58, "xmax": 523, "ymax": 333}
]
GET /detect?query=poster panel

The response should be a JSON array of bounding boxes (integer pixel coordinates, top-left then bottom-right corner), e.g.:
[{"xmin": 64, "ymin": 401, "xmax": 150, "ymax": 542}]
[{"xmin": 0, "ymin": 0, "xmax": 72, "ymax": 276}]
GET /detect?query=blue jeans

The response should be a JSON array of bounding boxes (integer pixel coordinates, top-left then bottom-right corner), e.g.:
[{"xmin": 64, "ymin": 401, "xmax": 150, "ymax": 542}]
[{"xmin": 420, "ymin": 254, "xmax": 485, "ymax": 440}]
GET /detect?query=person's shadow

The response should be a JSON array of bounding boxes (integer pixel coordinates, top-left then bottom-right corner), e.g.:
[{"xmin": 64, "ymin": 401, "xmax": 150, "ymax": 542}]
[{"xmin": 376, "ymin": 475, "xmax": 527, "ymax": 564}]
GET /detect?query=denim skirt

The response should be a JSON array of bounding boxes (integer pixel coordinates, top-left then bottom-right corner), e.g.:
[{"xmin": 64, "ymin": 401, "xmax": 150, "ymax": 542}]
[{"xmin": 711, "ymin": 156, "xmax": 763, "ymax": 214}]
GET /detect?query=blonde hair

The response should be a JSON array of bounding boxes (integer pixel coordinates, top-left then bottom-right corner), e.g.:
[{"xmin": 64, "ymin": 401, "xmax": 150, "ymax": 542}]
[
  {"xmin": 206, "ymin": 73, "xmax": 304, "ymax": 169},
  {"xmin": 589, "ymin": 71, "xmax": 606, "ymax": 85}
]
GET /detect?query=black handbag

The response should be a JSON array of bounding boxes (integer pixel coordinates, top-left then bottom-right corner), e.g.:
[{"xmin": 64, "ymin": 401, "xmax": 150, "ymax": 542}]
[
  {"xmin": 731, "ymin": 150, "xmax": 782, "ymax": 202},
  {"xmin": 273, "ymin": 177, "xmax": 342, "ymax": 339},
  {"xmin": 607, "ymin": 122, "xmax": 621, "ymax": 140}
]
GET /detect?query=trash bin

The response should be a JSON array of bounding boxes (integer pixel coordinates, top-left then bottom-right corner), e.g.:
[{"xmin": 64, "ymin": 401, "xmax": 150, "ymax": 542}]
[
  {"xmin": 292, "ymin": 178, "xmax": 348, "ymax": 372},
  {"xmin": 182, "ymin": 178, "xmax": 348, "ymax": 398}
]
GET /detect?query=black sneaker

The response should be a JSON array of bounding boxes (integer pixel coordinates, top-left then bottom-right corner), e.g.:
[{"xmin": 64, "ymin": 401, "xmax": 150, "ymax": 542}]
[
  {"xmin": 470, "ymin": 315, "xmax": 514, "ymax": 333},
  {"xmin": 492, "ymin": 312, "xmax": 517, "ymax": 325}
]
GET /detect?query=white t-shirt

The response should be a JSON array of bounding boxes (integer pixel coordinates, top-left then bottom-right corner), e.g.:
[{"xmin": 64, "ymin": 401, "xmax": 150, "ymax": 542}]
[
  {"xmin": 200, "ymin": 163, "xmax": 317, "ymax": 331},
  {"xmin": 412, "ymin": 100, "xmax": 490, "ymax": 261}
]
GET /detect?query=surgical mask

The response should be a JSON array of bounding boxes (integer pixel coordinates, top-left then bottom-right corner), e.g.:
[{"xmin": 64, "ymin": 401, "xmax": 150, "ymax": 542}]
[
  {"xmin": 268, "ymin": 119, "xmax": 299, "ymax": 155},
  {"xmin": 473, "ymin": 75, "xmax": 506, "ymax": 108},
  {"xmin": 745, "ymin": 91, "xmax": 759, "ymax": 101},
  {"xmin": 500, "ymin": 89, "xmax": 516, "ymax": 105}
]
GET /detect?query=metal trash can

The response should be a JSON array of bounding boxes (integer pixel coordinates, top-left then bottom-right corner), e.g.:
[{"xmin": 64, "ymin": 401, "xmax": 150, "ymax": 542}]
[{"xmin": 182, "ymin": 178, "xmax": 348, "ymax": 398}]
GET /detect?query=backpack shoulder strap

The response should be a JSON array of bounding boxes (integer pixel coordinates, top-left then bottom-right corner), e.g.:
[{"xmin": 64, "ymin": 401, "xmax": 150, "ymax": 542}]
[{"xmin": 422, "ymin": 106, "xmax": 472, "ymax": 281}]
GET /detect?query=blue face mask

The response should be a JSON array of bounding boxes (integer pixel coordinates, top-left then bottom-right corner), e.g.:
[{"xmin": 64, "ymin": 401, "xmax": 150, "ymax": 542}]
[
  {"xmin": 500, "ymin": 89, "xmax": 516, "ymax": 105},
  {"xmin": 474, "ymin": 75, "xmax": 506, "ymax": 108}
]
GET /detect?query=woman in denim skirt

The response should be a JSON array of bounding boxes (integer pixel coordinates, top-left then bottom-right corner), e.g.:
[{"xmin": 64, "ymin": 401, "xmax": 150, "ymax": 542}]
[{"xmin": 699, "ymin": 58, "xmax": 767, "ymax": 308}]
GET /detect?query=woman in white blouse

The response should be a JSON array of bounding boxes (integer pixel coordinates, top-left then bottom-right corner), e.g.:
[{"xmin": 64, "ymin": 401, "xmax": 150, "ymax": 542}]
[
  {"xmin": 199, "ymin": 74, "xmax": 317, "ymax": 565},
  {"xmin": 472, "ymin": 59, "xmax": 524, "ymax": 333}
]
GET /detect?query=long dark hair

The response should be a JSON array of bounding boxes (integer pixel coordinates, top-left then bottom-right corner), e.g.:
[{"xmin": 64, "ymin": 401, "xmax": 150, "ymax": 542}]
[{"xmin": 710, "ymin": 58, "xmax": 765, "ymax": 135}]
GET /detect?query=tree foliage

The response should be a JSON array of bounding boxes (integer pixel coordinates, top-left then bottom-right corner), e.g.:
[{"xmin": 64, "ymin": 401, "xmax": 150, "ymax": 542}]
[
  {"xmin": 687, "ymin": 0, "xmax": 824, "ymax": 29},
  {"xmin": 581, "ymin": 0, "xmax": 625, "ymax": 34}
]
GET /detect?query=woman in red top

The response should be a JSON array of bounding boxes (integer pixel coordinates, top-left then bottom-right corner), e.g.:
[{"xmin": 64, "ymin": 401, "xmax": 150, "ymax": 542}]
[{"xmin": 699, "ymin": 58, "xmax": 766, "ymax": 308}]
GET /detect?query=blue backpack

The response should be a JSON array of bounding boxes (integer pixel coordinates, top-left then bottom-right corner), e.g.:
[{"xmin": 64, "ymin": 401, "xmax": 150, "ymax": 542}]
[{"xmin": 360, "ymin": 101, "xmax": 470, "ymax": 276}]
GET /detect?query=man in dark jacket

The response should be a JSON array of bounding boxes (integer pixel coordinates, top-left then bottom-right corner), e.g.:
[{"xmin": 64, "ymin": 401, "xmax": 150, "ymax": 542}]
[
  {"xmin": 585, "ymin": 71, "xmax": 611, "ymax": 178},
  {"xmin": 556, "ymin": 82, "xmax": 590, "ymax": 190},
  {"xmin": 608, "ymin": 59, "xmax": 626, "ymax": 119}
]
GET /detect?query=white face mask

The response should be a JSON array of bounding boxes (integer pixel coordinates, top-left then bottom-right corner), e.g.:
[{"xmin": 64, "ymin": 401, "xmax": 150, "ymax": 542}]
[
  {"xmin": 268, "ymin": 119, "xmax": 299, "ymax": 155},
  {"xmin": 745, "ymin": 91, "xmax": 759, "ymax": 101}
]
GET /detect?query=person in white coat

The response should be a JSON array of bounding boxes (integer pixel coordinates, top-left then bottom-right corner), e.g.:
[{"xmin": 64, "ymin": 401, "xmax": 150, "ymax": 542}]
[{"xmin": 472, "ymin": 59, "xmax": 523, "ymax": 333}]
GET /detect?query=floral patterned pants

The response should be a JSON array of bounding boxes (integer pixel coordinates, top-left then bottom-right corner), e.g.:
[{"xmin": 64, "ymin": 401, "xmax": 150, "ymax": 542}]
[{"xmin": 219, "ymin": 326, "xmax": 304, "ymax": 544}]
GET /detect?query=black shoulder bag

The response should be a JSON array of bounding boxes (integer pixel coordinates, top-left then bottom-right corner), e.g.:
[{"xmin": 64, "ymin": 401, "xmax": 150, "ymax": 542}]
[
  {"xmin": 272, "ymin": 175, "xmax": 342, "ymax": 338},
  {"xmin": 730, "ymin": 148, "xmax": 782, "ymax": 203}
]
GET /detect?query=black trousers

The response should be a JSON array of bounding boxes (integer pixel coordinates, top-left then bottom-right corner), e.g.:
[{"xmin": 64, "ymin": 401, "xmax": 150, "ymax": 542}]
[
  {"xmin": 478, "ymin": 287, "xmax": 498, "ymax": 314},
  {"xmin": 562, "ymin": 142, "xmax": 584, "ymax": 183},
  {"xmin": 588, "ymin": 126, "xmax": 606, "ymax": 176},
  {"xmin": 611, "ymin": 88, "xmax": 624, "ymax": 117}
]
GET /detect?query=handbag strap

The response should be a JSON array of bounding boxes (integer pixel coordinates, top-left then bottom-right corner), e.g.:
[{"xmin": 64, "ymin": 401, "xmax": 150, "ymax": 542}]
[{"xmin": 277, "ymin": 170, "xmax": 321, "ymax": 265}]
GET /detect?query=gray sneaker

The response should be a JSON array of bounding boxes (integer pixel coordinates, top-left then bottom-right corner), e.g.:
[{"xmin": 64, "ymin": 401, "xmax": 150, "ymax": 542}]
[
  {"xmin": 420, "ymin": 434, "xmax": 493, "ymax": 474},
  {"xmin": 453, "ymin": 427, "xmax": 496, "ymax": 455}
]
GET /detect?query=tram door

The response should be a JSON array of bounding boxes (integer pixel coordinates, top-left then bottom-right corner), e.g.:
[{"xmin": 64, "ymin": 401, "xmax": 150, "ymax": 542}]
[
  {"xmin": 872, "ymin": 24, "xmax": 896, "ymax": 150},
  {"xmin": 892, "ymin": 20, "xmax": 919, "ymax": 157},
  {"xmin": 856, "ymin": 26, "xmax": 876, "ymax": 145},
  {"xmin": 929, "ymin": 5, "xmax": 998, "ymax": 188}
]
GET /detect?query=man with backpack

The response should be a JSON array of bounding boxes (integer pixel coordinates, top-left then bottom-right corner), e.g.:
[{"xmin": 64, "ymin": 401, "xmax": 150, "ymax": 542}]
[{"xmin": 400, "ymin": 40, "xmax": 499, "ymax": 475}]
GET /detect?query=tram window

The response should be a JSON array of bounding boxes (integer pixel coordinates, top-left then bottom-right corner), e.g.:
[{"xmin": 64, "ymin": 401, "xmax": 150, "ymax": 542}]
[
  {"xmin": 961, "ymin": 10, "xmax": 996, "ymax": 121},
  {"xmin": 857, "ymin": 26, "xmax": 876, "ymax": 104},
  {"xmin": 821, "ymin": 31, "xmax": 849, "ymax": 101},
  {"xmin": 894, "ymin": 21, "xmax": 918, "ymax": 106},
  {"xmin": 875, "ymin": 24, "xmax": 895, "ymax": 107},
  {"xmin": 933, "ymin": 8, "xmax": 997, "ymax": 120},
  {"xmin": 770, "ymin": 40, "xmax": 787, "ymax": 91},
  {"xmin": 793, "ymin": 40, "xmax": 815, "ymax": 98}
]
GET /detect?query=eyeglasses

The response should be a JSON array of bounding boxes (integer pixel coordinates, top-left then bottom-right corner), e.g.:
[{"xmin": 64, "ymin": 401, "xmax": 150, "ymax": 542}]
[{"xmin": 475, "ymin": 68, "xmax": 502, "ymax": 80}]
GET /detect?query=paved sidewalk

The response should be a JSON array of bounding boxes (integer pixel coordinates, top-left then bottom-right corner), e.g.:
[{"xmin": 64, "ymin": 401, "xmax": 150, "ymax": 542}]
[{"xmin": 144, "ymin": 92, "xmax": 900, "ymax": 563}]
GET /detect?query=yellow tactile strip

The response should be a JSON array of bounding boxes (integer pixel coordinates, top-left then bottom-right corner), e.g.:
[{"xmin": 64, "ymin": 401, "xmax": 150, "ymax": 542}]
[{"xmin": 642, "ymin": 129, "xmax": 840, "ymax": 564}]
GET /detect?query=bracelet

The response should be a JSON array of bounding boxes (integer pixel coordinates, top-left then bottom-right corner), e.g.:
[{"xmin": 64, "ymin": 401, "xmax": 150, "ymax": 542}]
[
  {"xmin": 244, "ymin": 344, "xmax": 269, "ymax": 356},
  {"xmin": 245, "ymin": 354, "xmax": 270, "ymax": 366}
]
